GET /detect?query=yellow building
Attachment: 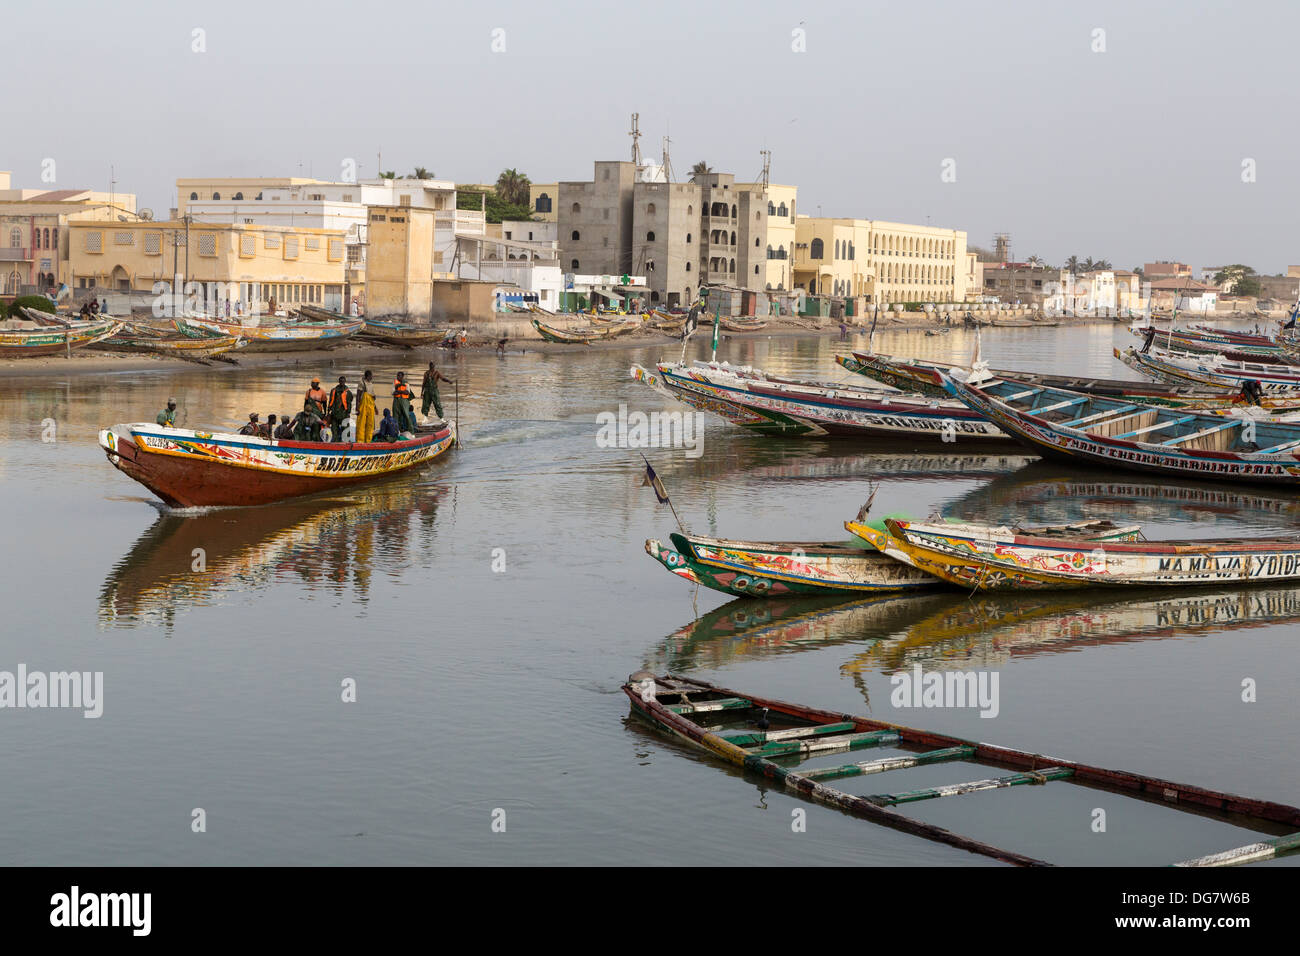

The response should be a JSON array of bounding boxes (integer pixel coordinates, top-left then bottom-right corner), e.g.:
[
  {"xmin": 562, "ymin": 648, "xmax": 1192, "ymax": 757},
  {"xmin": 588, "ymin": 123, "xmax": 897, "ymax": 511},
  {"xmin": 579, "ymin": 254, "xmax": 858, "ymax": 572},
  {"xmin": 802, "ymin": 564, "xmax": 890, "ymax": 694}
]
[
  {"xmin": 794, "ymin": 216, "xmax": 968, "ymax": 304},
  {"xmin": 364, "ymin": 205, "xmax": 437, "ymax": 319},
  {"xmin": 176, "ymin": 177, "xmax": 326, "ymax": 213},
  {"xmin": 736, "ymin": 183, "xmax": 797, "ymax": 292},
  {"xmin": 67, "ymin": 219, "xmax": 347, "ymax": 311},
  {"xmin": 528, "ymin": 183, "xmax": 557, "ymax": 222}
]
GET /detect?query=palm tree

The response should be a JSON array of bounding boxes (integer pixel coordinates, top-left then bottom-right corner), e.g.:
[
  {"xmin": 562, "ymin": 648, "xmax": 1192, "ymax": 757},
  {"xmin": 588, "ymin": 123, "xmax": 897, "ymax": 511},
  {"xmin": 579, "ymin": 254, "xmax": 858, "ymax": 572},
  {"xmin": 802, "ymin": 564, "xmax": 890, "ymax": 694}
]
[
  {"xmin": 379, "ymin": 171, "xmax": 397, "ymax": 180},
  {"xmin": 410, "ymin": 166, "xmax": 433, "ymax": 179},
  {"xmin": 1082, "ymin": 257, "xmax": 1097, "ymax": 272},
  {"xmin": 495, "ymin": 168, "xmax": 531, "ymax": 206},
  {"xmin": 690, "ymin": 161, "xmax": 713, "ymax": 182},
  {"xmin": 1093, "ymin": 259, "xmax": 1112, "ymax": 271},
  {"xmin": 1065, "ymin": 255, "xmax": 1080, "ymax": 273}
]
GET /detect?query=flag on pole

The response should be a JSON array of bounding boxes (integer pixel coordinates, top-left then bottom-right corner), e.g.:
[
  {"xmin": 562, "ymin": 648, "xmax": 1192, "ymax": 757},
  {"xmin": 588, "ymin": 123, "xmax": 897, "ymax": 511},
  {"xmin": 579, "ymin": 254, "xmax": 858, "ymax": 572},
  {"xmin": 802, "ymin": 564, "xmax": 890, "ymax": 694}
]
[{"xmin": 641, "ymin": 458, "xmax": 669, "ymax": 503}]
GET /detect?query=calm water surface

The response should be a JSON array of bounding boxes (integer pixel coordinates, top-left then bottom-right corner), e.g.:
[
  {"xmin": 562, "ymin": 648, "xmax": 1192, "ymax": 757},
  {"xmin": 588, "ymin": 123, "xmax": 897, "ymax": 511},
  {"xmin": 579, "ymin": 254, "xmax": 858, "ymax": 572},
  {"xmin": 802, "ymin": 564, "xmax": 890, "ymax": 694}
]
[{"xmin": 1, "ymin": 324, "xmax": 1296, "ymax": 866}]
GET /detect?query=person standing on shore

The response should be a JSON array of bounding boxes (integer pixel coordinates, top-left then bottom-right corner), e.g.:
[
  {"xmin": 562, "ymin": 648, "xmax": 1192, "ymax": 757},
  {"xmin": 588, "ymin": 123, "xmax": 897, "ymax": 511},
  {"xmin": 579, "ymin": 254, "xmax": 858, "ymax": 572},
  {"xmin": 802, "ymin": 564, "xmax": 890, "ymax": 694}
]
[
  {"xmin": 327, "ymin": 376, "xmax": 353, "ymax": 442},
  {"xmin": 355, "ymin": 370, "xmax": 376, "ymax": 442},
  {"xmin": 420, "ymin": 361, "xmax": 455, "ymax": 421}
]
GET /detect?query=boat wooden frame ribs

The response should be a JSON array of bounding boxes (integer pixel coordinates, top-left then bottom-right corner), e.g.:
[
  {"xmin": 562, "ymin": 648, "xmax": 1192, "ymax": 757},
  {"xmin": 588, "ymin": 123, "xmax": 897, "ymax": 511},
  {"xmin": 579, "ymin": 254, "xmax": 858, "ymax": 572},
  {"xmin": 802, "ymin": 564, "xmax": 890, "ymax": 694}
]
[{"xmin": 624, "ymin": 673, "xmax": 1300, "ymax": 866}]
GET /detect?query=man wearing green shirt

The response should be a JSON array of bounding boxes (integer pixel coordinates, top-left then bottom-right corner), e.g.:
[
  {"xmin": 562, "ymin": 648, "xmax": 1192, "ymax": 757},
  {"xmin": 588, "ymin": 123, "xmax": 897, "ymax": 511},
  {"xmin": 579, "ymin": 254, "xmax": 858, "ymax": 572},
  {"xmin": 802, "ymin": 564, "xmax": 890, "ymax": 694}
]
[{"xmin": 156, "ymin": 398, "xmax": 177, "ymax": 427}]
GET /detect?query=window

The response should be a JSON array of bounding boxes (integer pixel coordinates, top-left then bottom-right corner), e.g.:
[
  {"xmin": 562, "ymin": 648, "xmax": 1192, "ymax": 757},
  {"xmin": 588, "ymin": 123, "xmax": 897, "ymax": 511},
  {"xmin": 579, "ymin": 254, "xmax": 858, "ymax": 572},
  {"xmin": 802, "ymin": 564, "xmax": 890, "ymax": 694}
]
[
  {"xmin": 52, "ymin": 227, "xmax": 57, "ymax": 249},
  {"xmin": 198, "ymin": 233, "xmax": 217, "ymax": 256},
  {"xmin": 145, "ymin": 232, "xmax": 162, "ymax": 255},
  {"xmin": 43, "ymin": 228, "xmax": 50, "ymax": 247},
  {"xmin": 768, "ymin": 202, "xmax": 775, "ymax": 215},
  {"xmin": 342, "ymin": 193, "xmax": 353, "ymax": 202},
  {"xmin": 240, "ymin": 235, "xmax": 256, "ymax": 258},
  {"xmin": 755, "ymin": 265, "xmax": 759, "ymax": 275},
  {"xmin": 346, "ymin": 244, "xmax": 361, "ymax": 264},
  {"xmin": 8, "ymin": 228, "xmax": 19, "ymax": 247},
  {"xmin": 686, "ymin": 233, "xmax": 692, "ymax": 243},
  {"xmin": 189, "ymin": 192, "xmax": 198, "ymax": 201},
  {"xmin": 647, "ymin": 202, "xmax": 656, "ymax": 215},
  {"xmin": 84, "ymin": 231, "xmax": 102, "ymax": 253},
  {"xmin": 777, "ymin": 203, "xmax": 788, "ymax": 217},
  {"xmin": 571, "ymin": 230, "xmax": 580, "ymax": 241},
  {"xmin": 329, "ymin": 238, "xmax": 344, "ymax": 261},
  {"xmin": 305, "ymin": 236, "xmax": 320, "ymax": 251},
  {"xmin": 309, "ymin": 193, "xmax": 324, "ymax": 201},
  {"xmin": 535, "ymin": 193, "xmax": 552, "ymax": 213},
  {"xmin": 686, "ymin": 262, "xmax": 691, "ymax": 272},
  {"xmin": 571, "ymin": 259, "xmax": 579, "ymax": 270},
  {"xmin": 730, "ymin": 205, "xmax": 737, "ymax": 218},
  {"xmin": 571, "ymin": 202, "xmax": 581, "ymax": 214},
  {"xmin": 767, "ymin": 245, "xmax": 774, "ymax": 260},
  {"xmin": 264, "ymin": 234, "xmax": 281, "ymax": 249},
  {"xmin": 647, "ymin": 231, "xmax": 655, "ymax": 241},
  {"xmin": 114, "ymin": 231, "xmax": 135, "ymax": 246},
  {"xmin": 233, "ymin": 192, "xmax": 244, "ymax": 200},
  {"xmin": 810, "ymin": 238, "xmax": 824, "ymax": 259},
  {"xmin": 284, "ymin": 235, "xmax": 299, "ymax": 259},
  {"xmin": 212, "ymin": 192, "xmax": 220, "ymax": 200}
]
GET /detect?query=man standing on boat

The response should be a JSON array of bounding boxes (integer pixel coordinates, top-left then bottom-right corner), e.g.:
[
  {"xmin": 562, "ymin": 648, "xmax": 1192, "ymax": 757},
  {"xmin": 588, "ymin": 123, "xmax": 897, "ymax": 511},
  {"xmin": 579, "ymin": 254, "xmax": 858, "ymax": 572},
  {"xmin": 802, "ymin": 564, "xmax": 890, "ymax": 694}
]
[
  {"xmin": 356, "ymin": 370, "xmax": 376, "ymax": 442},
  {"xmin": 297, "ymin": 377, "xmax": 328, "ymax": 440},
  {"xmin": 327, "ymin": 375, "xmax": 353, "ymax": 441},
  {"xmin": 420, "ymin": 361, "xmax": 455, "ymax": 421},
  {"xmin": 156, "ymin": 398, "xmax": 178, "ymax": 427},
  {"xmin": 392, "ymin": 372, "xmax": 417, "ymax": 433}
]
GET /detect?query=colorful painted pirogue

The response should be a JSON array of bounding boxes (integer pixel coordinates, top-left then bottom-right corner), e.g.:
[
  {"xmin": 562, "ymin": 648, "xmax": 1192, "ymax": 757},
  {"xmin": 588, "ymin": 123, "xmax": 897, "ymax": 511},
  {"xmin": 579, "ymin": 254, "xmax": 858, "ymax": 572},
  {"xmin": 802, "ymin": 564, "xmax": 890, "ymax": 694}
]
[
  {"xmin": 176, "ymin": 316, "xmax": 364, "ymax": 352},
  {"xmin": 531, "ymin": 316, "xmax": 640, "ymax": 343},
  {"xmin": 0, "ymin": 319, "xmax": 120, "ymax": 358},
  {"xmin": 89, "ymin": 327, "xmax": 245, "ymax": 362},
  {"xmin": 98, "ymin": 421, "xmax": 455, "ymax": 507},
  {"xmin": 837, "ymin": 350, "xmax": 1300, "ymax": 411},
  {"xmin": 1117, "ymin": 346, "xmax": 1300, "ymax": 394},
  {"xmin": 646, "ymin": 519, "xmax": 1140, "ymax": 598},
  {"xmin": 944, "ymin": 373, "xmax": 1300, "ymax": 484},
  {"xmin": 720, "ymin": 316, "xmax": 768, "ymax": 332},
  {"xmin": 1130, "ymin": 324, "xmax": 1287, "ymax": 360},
  {"xmin": 624, "ymin": 673, "xmax": 1300, "ymax": 866},
  {"xmin": 298, "ymin": 304, "xmax": 450, "ymax": 347},
  {"xmin": 849, "ymin": 516, "xmax": 1300, "ymax": 591},
  {"xmin": 632, "ymin": 361, "xmax": 1013, "ymax": 444}
]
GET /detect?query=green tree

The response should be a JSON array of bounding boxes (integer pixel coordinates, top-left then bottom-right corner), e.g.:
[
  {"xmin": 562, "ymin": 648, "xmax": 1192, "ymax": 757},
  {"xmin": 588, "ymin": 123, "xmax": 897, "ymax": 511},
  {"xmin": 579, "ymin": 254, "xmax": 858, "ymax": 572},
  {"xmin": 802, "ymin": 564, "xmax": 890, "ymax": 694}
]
[
  {"xmin": 1065, "ymin": 255, "xmax": 1080, "ymax": 273},
  {"xmin": 379, "ymin": 170, "xmax": 397, "ymax": 179},
  {"xmin": 410, "ymin": 167, "xmax": 433, "ymax": 179},
  {"xmin": 1214, "ymin": 264, "xmax": 1261, "ymax": 297},
  {"xmin": 495, "ymin": 168, "xmax": 531, "ymax": 206},
  {"xmin": 690, "ymin": 161, "xmax": 713, "ymax": 182}
]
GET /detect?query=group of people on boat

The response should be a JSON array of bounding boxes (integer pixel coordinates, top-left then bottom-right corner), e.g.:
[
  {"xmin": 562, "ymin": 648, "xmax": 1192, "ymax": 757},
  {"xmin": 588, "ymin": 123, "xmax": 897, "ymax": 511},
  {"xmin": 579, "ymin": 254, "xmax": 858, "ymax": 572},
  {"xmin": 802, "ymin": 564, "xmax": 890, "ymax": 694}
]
[{"xmin": 153, "ymin": 361, "xmax": 457, "ymax": 443}]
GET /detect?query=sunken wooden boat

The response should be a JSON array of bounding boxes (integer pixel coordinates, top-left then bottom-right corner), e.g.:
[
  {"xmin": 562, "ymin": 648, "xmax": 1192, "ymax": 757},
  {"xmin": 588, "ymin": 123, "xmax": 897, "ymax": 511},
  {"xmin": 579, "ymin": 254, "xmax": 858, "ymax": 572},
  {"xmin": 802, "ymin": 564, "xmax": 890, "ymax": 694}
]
[
  {"xmin": 646, "ymin": 520, "xmax": 1140, "ymax": 599},
  {"xmin": 176, "ymin": 316, "xmax": 364, "ymax": 352},
  {"xmin": 624, "ymin": 673, "xmax": 1300, "ymax": 866},
  {"xmin": 837, "ymin": 350, "xmax": 1299, "ymax": 410},
  {"xmin": 850, "ymin": 516, "xmax": 1300, "ymax": 592},
  {"xmin": 632, "ymin": 361, "xmax": 1015, "ymax": 445},
  {"xmin": 531, "ymin": 316, "xmax": 640, "ymax": 344},
  {"xmin": 943, "ymin": 372, "xmax": 1300, "ymax": 484},
  {"xmin": 1117, "ymin": 346, "xmax": 1300, "ymax": 394},
  {"xmin": 0, "ymin": 319, "xmax": 121, "ymax": 358},
  {"xmin": 720, "ymin": 316, "xmax": 768, "ymax": 332},
  {"xmin": 98, "ymin": 420, "xmax": 455, "ymax": 507}
]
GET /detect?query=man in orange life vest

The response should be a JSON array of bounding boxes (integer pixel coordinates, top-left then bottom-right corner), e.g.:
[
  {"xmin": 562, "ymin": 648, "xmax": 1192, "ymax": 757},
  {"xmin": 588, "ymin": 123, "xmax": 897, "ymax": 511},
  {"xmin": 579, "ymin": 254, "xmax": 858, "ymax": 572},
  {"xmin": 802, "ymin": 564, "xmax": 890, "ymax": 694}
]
[
  {"xmin": 392, "ymin": 372, "xmax": 417, "ymax": 433},
  {"xmin": 297, "ymin": 376, "xmax": 328, "ymax": 440},
  {"xmin": 327, "ymin": 375, "xmax": 353, "ymax": 441}
]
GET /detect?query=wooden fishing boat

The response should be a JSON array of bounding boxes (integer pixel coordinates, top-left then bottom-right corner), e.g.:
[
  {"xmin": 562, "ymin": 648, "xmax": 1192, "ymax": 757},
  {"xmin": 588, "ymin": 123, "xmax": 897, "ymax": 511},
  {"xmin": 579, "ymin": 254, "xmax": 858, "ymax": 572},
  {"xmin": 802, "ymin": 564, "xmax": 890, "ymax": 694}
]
[
  {"xmin": 647, "ymin": 310, "xmax": 687, "ymax": 334},
  {"xmin": 631, "ymin": 361, "xmax": 1015, "ymax": 444},
  {"xmin": 0, "ymin": 319, "xmax": 121, "ymax": 358},
  {"xmin": 177, "ymin": 316, "xmax": 363, "ymax": 352},
  {"xmin": 1131, "ymin": 324, "xmax": 1285, "ymax": 359},
  {"xmin": 531, "ymin": 316, "xmax": 639, "ymax": 344},
  {"xmin": 943, "ymin": 372, "xmax": 1300, "ymax": 484},
  {"xmin": 837, "ymin": 350, "xmax": 1299, "ymax": 410},
  {"xmin": 88, "ymin": 331, "xmax": 246, "ymax": 362},
  {"xmin": 19, "ymin": 306, "xmax": 74, "ymax": 327},
  {"xmin": 851, "ymin": 515, "xmax": 1300, "ymax": 592},
  {"xmin": 98, "ymin": 420, "xmax": 455, "ymax": 508},
  {"xmin": 624, "ymin": 673, "xmax": 1300, "ymax": 866},
  {"xmin": 647, "ymin": 519, "xmax": 1140, "ymax": 598},
  {"xmin": 359, "ymin": 318, "xmax": 452, "ymax": 348},
  {"xmin": 720, "ymin": 316, "xmax": 768, "ymax": 332},
  {"xmin": 1117, "ymin": 345, "xmax": 1300, "ymax": 394}
]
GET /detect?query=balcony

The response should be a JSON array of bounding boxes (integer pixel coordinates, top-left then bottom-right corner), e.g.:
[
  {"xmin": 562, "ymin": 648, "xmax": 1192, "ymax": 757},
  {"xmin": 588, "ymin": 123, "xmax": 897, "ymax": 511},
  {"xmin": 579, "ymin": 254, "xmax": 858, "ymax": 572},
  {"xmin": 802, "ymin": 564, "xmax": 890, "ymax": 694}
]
[{"xmin": 0, "ymin": 248, "xmax": 32, "ymax": 261}]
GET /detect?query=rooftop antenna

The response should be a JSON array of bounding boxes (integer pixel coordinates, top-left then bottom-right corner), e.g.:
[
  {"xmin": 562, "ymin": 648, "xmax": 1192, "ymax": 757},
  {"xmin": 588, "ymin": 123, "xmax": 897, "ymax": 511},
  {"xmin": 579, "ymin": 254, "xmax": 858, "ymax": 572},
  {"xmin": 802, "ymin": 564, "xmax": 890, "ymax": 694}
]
[
  {"xmin": 630, "ymin": 113, "xmax": 642, "ymax": 168},
  {"xmin": 759, "ymin": 149, "xmax": 771, "ymax": 194},
  {"xmin": 662, "ymin": 133, "xmax": 674, "ymax": 183}
]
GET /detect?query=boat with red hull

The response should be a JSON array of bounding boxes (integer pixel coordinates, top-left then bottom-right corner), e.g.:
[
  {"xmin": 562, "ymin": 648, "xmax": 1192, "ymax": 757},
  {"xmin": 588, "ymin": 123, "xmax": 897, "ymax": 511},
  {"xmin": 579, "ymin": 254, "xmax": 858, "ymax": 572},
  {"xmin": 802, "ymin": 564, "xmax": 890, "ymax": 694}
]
[{"xmin": 98, "ymin": 421, "xmax": 456, "ymax": 507}]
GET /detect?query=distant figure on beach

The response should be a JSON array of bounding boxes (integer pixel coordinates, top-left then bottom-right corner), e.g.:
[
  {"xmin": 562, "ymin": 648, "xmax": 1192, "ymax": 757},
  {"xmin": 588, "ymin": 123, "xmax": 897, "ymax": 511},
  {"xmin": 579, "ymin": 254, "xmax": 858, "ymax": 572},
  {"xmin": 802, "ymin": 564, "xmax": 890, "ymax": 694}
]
[
  {"xmin": 497, "ymin": 337, "xmax": 508, "ymax": 355},
  {"xmin": 156, "ymin": 398, "xmax": 177, "ymax": 427},
  {"xmin": 421, "ymin": 361, "xmax": 455, "ymax": 421},
  {"xmin": 238, "ymin": 413, "xmax": 260, "ymax": 436},
  {"xmin": 356, "ymin": 370, "xmax": 376, "ymax": 442},
  {"xmin": 839, "ymin": 322, "xmax": 847, "ymax": 340},
  {"xmin": 100, "ymin": 298, "xmax": 108, "ymax": 315}
]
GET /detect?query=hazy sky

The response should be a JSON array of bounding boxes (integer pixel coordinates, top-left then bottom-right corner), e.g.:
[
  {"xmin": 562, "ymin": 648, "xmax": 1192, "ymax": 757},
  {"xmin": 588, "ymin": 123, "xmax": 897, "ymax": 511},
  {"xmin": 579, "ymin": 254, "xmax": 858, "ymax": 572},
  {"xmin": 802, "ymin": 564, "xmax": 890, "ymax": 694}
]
[{"xmin": 6, "ymin": 0, "xmax": 1296, "ymax": 273}]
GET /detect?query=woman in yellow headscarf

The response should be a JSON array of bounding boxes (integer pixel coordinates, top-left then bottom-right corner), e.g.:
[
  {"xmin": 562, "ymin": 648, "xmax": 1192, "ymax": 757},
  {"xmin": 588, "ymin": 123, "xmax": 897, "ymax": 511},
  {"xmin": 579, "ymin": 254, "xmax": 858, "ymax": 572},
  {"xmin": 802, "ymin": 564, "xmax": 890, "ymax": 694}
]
[{"xmin": 356, "ymin": 368, "xmax": 377, "ymax": 442}]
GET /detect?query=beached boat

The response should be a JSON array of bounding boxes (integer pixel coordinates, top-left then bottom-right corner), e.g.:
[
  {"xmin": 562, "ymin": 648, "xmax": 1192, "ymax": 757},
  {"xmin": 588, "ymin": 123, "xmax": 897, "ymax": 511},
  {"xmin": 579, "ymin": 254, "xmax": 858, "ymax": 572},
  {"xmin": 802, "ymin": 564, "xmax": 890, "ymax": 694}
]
[
  {"xmin": 646, "ymin": 519, "xmax": 1140, "ymax": 598},
  {"xmin": 943, "ymin": 373, "xmax": 1300, "ymax": 484},
  {"xmin": 98, "ymin": 420, "xmax": 455, "ymax": 508},
  {"xmin": 720, "ymin": 316, "xmax": 768, "ymax": 332},
  {"xmin": 624, "ymin": 673, "xmax": 1300, "ymax": 866},
  {"xmin": 1131, "ymin": 324, "xmax": 1286, "ymax": 360},
  {"xmin": 850, "ymin": 516, "xmax": 1300, "ymax": 592},
  {"xmin": 1117, "ymin": 346, "xmax": 1300, "ymax": 394},
  {"xmin": 296, "ymin": 304, "xmax": 453, "ymax": 347},
  {"xmin": 19, "ymin": 306, "xmax": 75, "ymax": 327},
  {"xmin": 0, "ymin": 319, "xmax": 121, "ymax": 358},
  {"xmin": 88, "ymin": 332, "xmax": 246, "ymax": 362},
  {"xmin": 632, "ymin": 361, "xmax": 1015, "ymax": 444},
  {"xmin": 837, "ymin": 350, "xmax": 1298, "ymax": 410},
  {"xmin": 531, "ymin": 316, "xmax": 640, "ymax": 343},
  {"xmin": 176, "ymin": 316, "xmax": 363, "ymax": 352}
]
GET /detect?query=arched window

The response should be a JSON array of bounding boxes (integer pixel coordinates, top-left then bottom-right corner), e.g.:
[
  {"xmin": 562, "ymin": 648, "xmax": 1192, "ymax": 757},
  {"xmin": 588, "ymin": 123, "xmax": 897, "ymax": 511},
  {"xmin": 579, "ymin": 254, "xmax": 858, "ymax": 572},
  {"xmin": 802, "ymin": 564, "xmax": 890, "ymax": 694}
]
[
  {"xmin": 778, "ymin": 245, "xmax": 786, "ymax": 260},
  {"xmin": 777, "ymin": 203, "xmax": 788, "ymax": 217},
  {"xmin": 848, "ymin": 242, "xmax": 855, "ymax": 260},
  {"xmin": 768, "ymin": 201, "xmax": 776, "ymax": 216},
  {"xmin": 686, "ymin": 233, "xmax": 692, "ymax": 243},
  {"xmin": 686, "ymin": 262, "xmax": 691, "ymax": 272},
  {"xmin": 233, "ymin": 192, "xmax": 244, "ymax": 200},
  {"xmin": 754, "ymin": 265, "xmax": 759, "ymax": 275},
  {"xmin": 755, "ymin": 211, "xmax": 761, "ymax": 221},
  {"xmin": 754, "ymin": 237, "xmax": 760, "ymax": 247},
  {"xmin": 571, "ymin": 259, "xmax": 579, "ymax": 270},
  {"xmin": 810, "ymin": 238, "xmax": 824, "ymax": 259},
  {"xmin": 835, "ymin": 240, "xmax": 841, "ymax": 259},
  {"xmin": 535, "ymin": 192, "xmax": 552, "ymax": 213},
  {"xmin": 729, "ymin": 258, "xmax": 735, "ymax": 272},
  {"xmin": 189, "ymin": 192, "xmax": 198, "ymax": 201},
  {"xmin": 686, "ymin": 205, "xmax": 692, "ymax": 216},
  {"xmin": 571, "ymin": 231, "xmax": 580, "ymax": 241},
  {"xmin": 730, "ymin": 204, "xmax": 737, "ymax": 218},
  {"xmin": 729, "ymin": 231, "xmax": 735, "ymax": 245},
  {"xmin": 9, "ymin": 227, "xmax": 20, "ymax": 247},
  {"xmin": 647, "ymin": 231, "xmax": 656, "ymax": 242},
  {"xmin": 571, "ymin": 202, "xmax": 581, "ymax": 214},
  {"xmin": 767, "ymin": 245, "xmax": 774, "ymax": 259},
  {"xmin": 212, "ymin": 192, "xmax": 220, "ymax": 200},
  {"xmin": 43, "ymin": 228, "xmax": 50, "ymax": 247},
  {"xmin": 52, "ymin": 227, "xmax": 58, "ymax": 249},
  {"xmin": 646, "ymin": 202, "xmax": 656, "ymax": 215}
]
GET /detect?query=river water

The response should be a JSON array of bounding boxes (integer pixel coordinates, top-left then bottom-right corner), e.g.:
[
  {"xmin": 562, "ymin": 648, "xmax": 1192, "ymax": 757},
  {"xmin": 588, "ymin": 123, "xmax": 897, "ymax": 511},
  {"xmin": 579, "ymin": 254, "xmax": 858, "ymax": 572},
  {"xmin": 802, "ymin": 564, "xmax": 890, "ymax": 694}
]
[{"xmin": 1, "ymin": 323, "xmax": 1296, "ymax": 866}]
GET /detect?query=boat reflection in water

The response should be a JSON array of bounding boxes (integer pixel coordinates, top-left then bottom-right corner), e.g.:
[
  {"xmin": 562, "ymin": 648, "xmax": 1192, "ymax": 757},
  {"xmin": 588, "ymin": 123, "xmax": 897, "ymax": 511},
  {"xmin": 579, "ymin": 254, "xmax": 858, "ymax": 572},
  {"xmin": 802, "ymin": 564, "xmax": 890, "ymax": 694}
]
[
  {"xmin": 651, "ymin": 583, "xmax": 1300, "ymax": 690},
  {"xmin": 100, "ymin": 481, "xmax": 445, "ymax": 628}
]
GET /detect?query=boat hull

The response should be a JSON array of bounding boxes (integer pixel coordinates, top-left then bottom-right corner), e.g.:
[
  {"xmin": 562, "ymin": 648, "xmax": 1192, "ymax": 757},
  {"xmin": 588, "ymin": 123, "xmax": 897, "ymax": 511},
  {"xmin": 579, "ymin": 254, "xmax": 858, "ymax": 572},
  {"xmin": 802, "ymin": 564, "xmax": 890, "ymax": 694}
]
[
  {"xmin": 99, "ymin": 423, "xmax": 455, "ymax": 507},
  {"xmin": 0, "ymin": 321, "xmax": 121, "ymax": 358}
]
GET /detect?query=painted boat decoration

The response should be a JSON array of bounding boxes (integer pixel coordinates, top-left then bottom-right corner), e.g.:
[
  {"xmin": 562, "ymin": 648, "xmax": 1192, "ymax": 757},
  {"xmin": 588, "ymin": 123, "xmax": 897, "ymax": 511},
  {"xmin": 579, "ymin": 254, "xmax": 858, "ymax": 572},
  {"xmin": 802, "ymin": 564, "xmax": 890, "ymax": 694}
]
[
  {"xmin": 0, "ymin": 319, "xmax": 121, "ymax": 358},
  {"xmin": 531, "ymin": 316, "xmax": 640, "ymax": 344},
  {"xmin": 1117, "ymin": 346, "xmax": 1300, "ymax": 394},
  {"xmin": 624, "ymin": 673, "xmax": 1300, "ymax": 866},
  {"xmin": 296, "ymin": 305, "xmax": 452, "ymax": 347},
  {"xmin": 176, "ymin": 316, "xmax": 363, "ymax": 352},
  {"xmin": 837, "ymin": 350, "xmax": 1298, "ymax": 410},
  {"xmin": 943, "ymin": 373, "xmax": 1300, "ymax": 484},
  {"xmin": 850, "ymin": 516, "xmax": 1300, "ymax": 591},
  {"xmin": 632, "ymin": 361, "xmax": 1015, "ymax": 444},
  {"xmin": 646, "ymin": 519, "xmax": 1140, "ymax": 598},
  {"xmin": 89, "ymin": 329, "xmax": 245, "ymax": 362},
  {"xmin": 720, "ymin": 316, "xmax": 768, "ymax": 332},
  {"xmin": 1131, "ymin": 324, "xmax": 1286, "ymax": 360},
  {"xmin": 98, "ymin": 421, "xmax": 455, "ymax": 508}
]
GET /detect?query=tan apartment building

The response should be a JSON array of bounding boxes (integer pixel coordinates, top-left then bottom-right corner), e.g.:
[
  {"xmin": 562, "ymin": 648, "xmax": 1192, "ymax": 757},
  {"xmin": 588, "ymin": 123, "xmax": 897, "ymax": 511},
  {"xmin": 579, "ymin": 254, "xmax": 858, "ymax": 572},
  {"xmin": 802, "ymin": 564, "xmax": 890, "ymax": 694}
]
[
  {"xmin": 1, "ymin": 171, "xmax": 139, "ymax": 294},
  {"xmin": 67, "ymin": 218, "xmax": 346, "ymax": 311},
  {"xmin": 529, "ymin": 183, "xmax": 557, "ymax": 222},
  {"xmin": 366, "ymin": 206, "xmax": 437, "ymax": 319},
  {"xmin": 980, "ymin": 262, "xmax": 1059, "ymax": 305},
  {"xmin": 793, "ymin": 217, "xmax": 968, "ymax": 304}
]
